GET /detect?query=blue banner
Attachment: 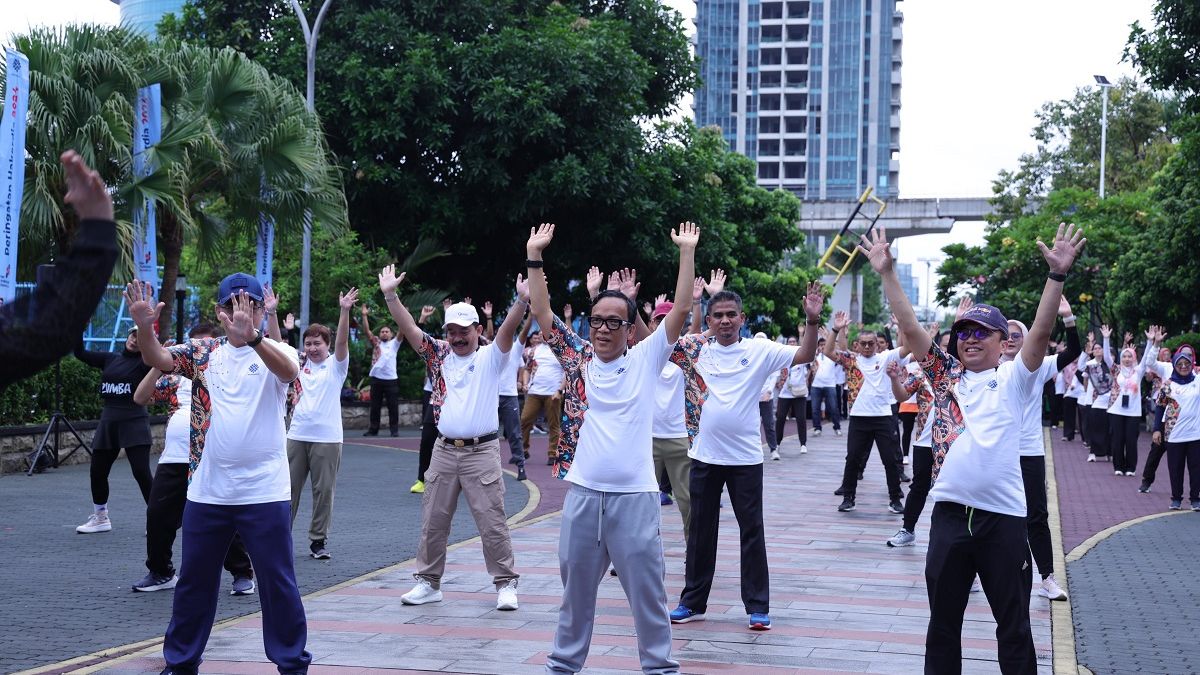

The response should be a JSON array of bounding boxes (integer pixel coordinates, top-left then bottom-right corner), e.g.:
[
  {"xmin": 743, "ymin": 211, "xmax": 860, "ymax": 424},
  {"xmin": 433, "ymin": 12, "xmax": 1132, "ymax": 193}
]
[
  {"xmin": 255, "ymin": 210, "xmax": 274, "ymax": 287},
  {"xmin": 0, "ymin": 49, "xmax": 30, "ymax": 304},
  {"xmin": 132, "ymin": 84, "xmax": 161, "ymax": 287}
]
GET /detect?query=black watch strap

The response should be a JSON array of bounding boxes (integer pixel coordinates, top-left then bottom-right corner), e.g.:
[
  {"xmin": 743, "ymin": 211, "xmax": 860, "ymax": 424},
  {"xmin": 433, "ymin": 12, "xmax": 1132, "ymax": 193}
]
[
  {"xmin": 1047, "ymin": 272, "xmax": 1068, "ymax": 282},
  {"xmin": 247, "ymin": 329, "xmax": 264, "ymax": 348}
]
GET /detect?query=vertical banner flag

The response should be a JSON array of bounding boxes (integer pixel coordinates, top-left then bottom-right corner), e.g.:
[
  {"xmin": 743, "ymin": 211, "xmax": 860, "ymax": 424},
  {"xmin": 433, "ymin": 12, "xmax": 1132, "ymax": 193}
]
[
  {"xmin": 255, "ymin": 210, "xmax": 274, "ymax": 287},
  {"xmin": 0, "ymin": 49, "xmax": 30, "ymax": 305},
  {"xmin": 132, "ymin": 83, "xmax": 161, "ymax": 287}
]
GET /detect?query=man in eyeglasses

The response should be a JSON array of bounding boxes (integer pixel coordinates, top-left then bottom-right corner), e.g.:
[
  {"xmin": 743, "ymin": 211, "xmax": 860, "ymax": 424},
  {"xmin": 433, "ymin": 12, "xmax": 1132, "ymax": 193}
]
[
  {"xmin": 527, "ymin": 222, "xmax": 698, "ymax": 675},
  {"xmin": 864, "ymin": 223, "xmax": 1085, "ymax": 673},
  {"xmin": 377, "ymin": 268, "xmax": 528, "ymax": 612},
  {"xmin": 125, "ymin": 274, "xmax": 310, "ymax": 675},
  {"xmin": 669, "ymin": 283, "xmax": 825, "ymax": 632}
]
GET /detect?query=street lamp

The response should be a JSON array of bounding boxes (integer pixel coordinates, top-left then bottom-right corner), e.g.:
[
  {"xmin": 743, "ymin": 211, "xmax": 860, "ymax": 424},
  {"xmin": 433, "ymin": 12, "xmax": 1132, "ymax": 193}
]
[
  {"xmin": 175, "ymin": 274, "xmax": 187, "ymax": 344},
  {"xmin": 1094, "ymin": 75, "xmax": 1113, "ymax": 198}
]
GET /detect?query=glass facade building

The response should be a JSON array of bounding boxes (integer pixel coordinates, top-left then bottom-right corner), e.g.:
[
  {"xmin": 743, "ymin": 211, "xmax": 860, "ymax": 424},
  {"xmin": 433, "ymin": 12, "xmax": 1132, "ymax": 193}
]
[
  {"xmin": 694, "ymin": 0, "xmax": 902, "ymax": 199},
  {"xmin": 118, "ymin": 0, "xmax": 188, "ymax": 37}
]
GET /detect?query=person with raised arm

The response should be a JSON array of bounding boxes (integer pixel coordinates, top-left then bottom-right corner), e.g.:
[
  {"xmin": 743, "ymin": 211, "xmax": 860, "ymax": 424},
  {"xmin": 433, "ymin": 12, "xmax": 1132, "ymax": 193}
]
[
  {"xmin": 669, "ymin": 279, "xmax": 823, "ymax": 631},
  {"xmin": 1082, "ymin": 325, "xmax": 1115, "ymax": 462},
  {"xmin": 286, "ymin": 288, "xmax": 358, "ymax": 560},
  {"xmin": 1144, "ymin": 328, "xmax": 1200, "ymax": 511},
  {"xmin": 864, "ymin": 222, "xmax": 1085, "ymax": 674},
  {"xmin": 126, "ymin": 274, "xmax": 309, "ymax": 674},
  {"xmin": 379, "ymin": 266, "xmax": 525, "ymax": 611},
  {"xmin": 411, "ymin": 303, "xmax": 440, "ymax": 494},
  {"xmin": 527, "ymin": 222, "xmax": 696, "ymax": 674},
  {"xmin": 359, "ymin": 304, "xmax": 401, "ymax": 437},
  {"xmin": 1106, "ymin": 328, "xmax": 1159, "ymax": 479},
  {"xmin": 491, "ymin": 299, "xmax": 531, "ymax": 481}
]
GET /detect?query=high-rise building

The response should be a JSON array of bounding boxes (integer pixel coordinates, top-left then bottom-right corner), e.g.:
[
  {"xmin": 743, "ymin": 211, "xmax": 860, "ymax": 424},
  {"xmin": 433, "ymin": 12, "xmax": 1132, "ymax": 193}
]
[
  {"xmin": 896, "ymin": 261, "xmax": 918, "ymax": 308},
  {"xmin": 694, "ymin": 0, "xmax": 902, "ymax": 200},
  {"xmin": 116, "ymin": 0, "xmax": 188, "ymax": 38}
]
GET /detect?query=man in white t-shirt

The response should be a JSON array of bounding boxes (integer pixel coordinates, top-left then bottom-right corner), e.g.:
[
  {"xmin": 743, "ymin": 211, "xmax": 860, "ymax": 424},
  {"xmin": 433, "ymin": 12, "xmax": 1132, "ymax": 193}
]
[
  {"xmin": 867, "ymin": 222, "xmax": 1085, "ymax": 673},
  {"xmin": 126, "ymin": 273, "xmax": 310, "ymax": 673},
  {"xmin": 287, "ymin": 288, "xmax": 356, "ymax": 561},
  {"xmin": 360, "ymin": 304, "xmax": 400, "ymax": 437},
  {"xmin": 379, "ymin": 267, "xmax": 526, "ymax": 612},
  {"xmin": 670, "ymin": 285, "xmax": 824, "ymax": 632},
  {"xmin": 810, "ymin": 343, "xmax": 843, "ymax": 435},
  {"xmin": 526, "ymin": 221, "xmax": 698, "ymax": 675}
]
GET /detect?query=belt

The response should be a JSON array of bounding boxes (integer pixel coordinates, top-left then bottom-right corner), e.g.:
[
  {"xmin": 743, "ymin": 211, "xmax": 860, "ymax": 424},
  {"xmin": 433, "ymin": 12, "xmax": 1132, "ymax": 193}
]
[{"xmin": 439, "ymin": 432, "xmax": 499, "ymax": 448}]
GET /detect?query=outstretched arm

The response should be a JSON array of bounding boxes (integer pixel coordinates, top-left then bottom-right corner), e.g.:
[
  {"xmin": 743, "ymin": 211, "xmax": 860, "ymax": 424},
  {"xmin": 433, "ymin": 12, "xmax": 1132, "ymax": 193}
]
[
  {"xmin": 825, "ymin": 311, "xmax": 848, "ymax": 361},
  {"xmin": 378, "ymin": 265, "xmax": 427, "ymax": 351},
  {"xmin": 526, "ymin": 224, "xmax": 557, "ymax": 339},
  {"xmin": 858, "ymin": 228, "xmax": 930, "ymax": 359},
  {"xmin": 125, "ymin": 281, "xmax": 175, "ymax": 372},
  {"xmin": 1099, "ymin": 324, "xmax": 1115, "ymax": 368},
  {"xmin": 1024, "ymin": 223, "xmax": 1086, "ymax": 373},
  {"xmin": 335, "ymin": 288, "xmax": 358, "ymax": 362},
  {"xmin": 494, "ymin": 275, "xmax": 530, "ymax": 353},
  {"xmin": 663, "ymin": 223, "xmax": 700, "ymax": 341},
  {"xmin": 360, "ymin": 305, "xmax": 376, "ymax": 343},
  {"xmin": 263, "ymin": 285, "xmax": 283, "ymax": 343},
  {"xmin": 1055, "ymin": 297, "xmax": 1080, "ymax": 369},
  {"xmin": 797, "ymin": 281, "xmax": 825, "ymax": 364},
  {"xmin": 133, "ymin": 368, "xmax": 162, "ymax": 406}
]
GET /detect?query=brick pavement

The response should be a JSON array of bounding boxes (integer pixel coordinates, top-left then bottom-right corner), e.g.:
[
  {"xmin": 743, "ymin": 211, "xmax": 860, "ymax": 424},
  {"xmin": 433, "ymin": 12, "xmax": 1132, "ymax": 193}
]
[
  {"xmin": 79, "ymin": 423, "xmax": 1053, "ymax": 674},
  {"xmin": 2, "ymin": 443, "xmax": 527, "ymax": 674}
]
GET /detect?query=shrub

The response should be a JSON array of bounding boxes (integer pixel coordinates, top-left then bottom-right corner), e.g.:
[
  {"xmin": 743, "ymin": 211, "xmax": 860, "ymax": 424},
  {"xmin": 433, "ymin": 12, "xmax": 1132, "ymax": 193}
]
[{"xmin": 0, "ymin": 358, "xmax": 104, "ymax": 426}]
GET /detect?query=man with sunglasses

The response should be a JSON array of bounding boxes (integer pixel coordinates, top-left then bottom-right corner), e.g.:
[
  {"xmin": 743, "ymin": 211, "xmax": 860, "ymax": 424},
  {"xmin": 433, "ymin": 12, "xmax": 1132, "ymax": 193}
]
[
  {"xmin": 670, "ymin": 283, "xmax": 824, "ymax": 632},
  {"xmin": 526, "ymin": 221, "xmax": 698, "ymax": 674},
  {"xmin": 125, "ymin": 274, "xmax": 311, "ymax": 675},
  {"xmin": 864, "ymin": 223, "xmax": 1085, "ymax": 673}
]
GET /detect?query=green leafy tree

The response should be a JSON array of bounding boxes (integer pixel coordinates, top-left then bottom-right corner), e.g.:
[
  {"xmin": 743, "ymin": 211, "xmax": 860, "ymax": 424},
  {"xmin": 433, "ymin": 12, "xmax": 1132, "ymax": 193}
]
[{"xmin": 1127, "ymin": 1, "xmax": 1200, "ymax": 113}]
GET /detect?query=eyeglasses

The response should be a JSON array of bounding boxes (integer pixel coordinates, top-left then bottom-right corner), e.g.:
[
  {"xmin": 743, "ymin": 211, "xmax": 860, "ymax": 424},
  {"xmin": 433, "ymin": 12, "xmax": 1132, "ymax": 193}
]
[
  {"xmin": 588, "ymin": 316, "xmax": 632, "ymax": 331},
  {"xmin": 1008, "ymin": 332, "xmax": 1024, "ymax": 340},
  {"xmin": 956, "ymin": 327, "xmax": 997, "ymax": 341}
]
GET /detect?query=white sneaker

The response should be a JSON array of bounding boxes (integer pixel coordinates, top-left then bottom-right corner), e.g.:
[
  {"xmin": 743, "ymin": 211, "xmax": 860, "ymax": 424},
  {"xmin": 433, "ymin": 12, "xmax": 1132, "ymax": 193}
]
[
  {"xmin": 903, "ymin": 455, "xmax": 910, "ymax": 465},
  {"xmin": 886, "ymin": 529, "xmax": 916, "ymax": 547},
  {"xmin": 496, "ymin": 580, "xmax": 519, "ymax": 611},
  {"xmin": 1087, "ymin": 453, "xmax": 1096, "ymax": 462},
  {"xmin": 77, "ymin": 512, "xmax": 112, "ymax": 533},
  {"xmin": 834, "ymin": 429, "xmax": 842, "ymax": 437},
  {"xmin": 1114, "ymin": 470, "xmax": 1123, "ymax": 476},
  {"xmin": 799, "ymin": 444, "xmax": 808, "ymax": 454},
  {"xmin": 970, "ymin": 578, "xmax": 982, "ymax": 594},
  {"xmin": 770, "ymin": 450, "xmax": 781, "ymax": 461},
  {"xmin": 401, "ymin": 579, "xmax": 443, "ymax": 605},
  {"xmin": 1039, "ymin": 575, "xmax": 1068, "ymax": 601},
  {"xmin": 1125, "ymin": 471, "xmax": 1136, "ymax": 477}
]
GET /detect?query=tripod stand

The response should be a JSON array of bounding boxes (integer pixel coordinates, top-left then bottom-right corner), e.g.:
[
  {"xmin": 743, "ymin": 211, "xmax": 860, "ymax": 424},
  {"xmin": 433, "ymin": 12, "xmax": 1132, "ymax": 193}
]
[{"xmin": 26, "ymin": 358, "xmax": 92, "ymax": 475}]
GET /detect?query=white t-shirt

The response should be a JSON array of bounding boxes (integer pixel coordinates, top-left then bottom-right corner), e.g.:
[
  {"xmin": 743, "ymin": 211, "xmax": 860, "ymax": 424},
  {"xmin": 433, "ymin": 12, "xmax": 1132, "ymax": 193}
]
[
  {"xmin": 1108, "ymin": 365, "xmax": 1146, "ymax": 418},
  {"xmin": 811, "ymin": 353, "xmax": 837, "ymax": 388},
  {"xmin": 435, "ymin": 342, "xmax": 511, "ymax": 438},
  {"xmin": 834, "ymin": 362, "xmax": 847, "ymax": 386},
  {"xmin": 906, "ymin": 362, "xmax": 935, "ymax": 448},
  {"xmin": 930, "ymin": 358, "xmax": 1039, "ymax": 517},
  {"xmin": 1154, "ymin": 361, "xmax": 1200, "ymax": 443},
  {"xmin": 689, "ymin": 338, "xmax": 798, "ymax": 465},
  {"xmin": 160, "ymin": 377, "xmax": 192, "ymax": 464},
  {"xmin": 778, "ymin": 363, "xmax": 810, "ymax": 399},
  {"xmin": 528, "ymin": 343, "xmax": 564, "ymax": 396},
  {"xmin": 369, "ymin": 338, "xmax": 399, "ymax": 380},
  {"xmin": 188, "ymin": 340, "xmax": 297, "ymax": 506},
  {"xmin": 288, "ymin": 354, "xmax": 350, "ymax": 443},
  {"xmin": 652, "ymin": 364, "xmax": 688, "ymax": 439},
  {"xmin": 568, "ymin": 326, "xmax": 673, "ymax": 492},
  {"xmin": 1018, "ymin": 356, "xmax": 1059, "ymax": 457},
  {"xmin": 847, "ymin": 348, "xmax": 905, "ymax": 417},
  {"xmin": 498, "ymin": 336, "xmax": 522, "ymax": 397}
]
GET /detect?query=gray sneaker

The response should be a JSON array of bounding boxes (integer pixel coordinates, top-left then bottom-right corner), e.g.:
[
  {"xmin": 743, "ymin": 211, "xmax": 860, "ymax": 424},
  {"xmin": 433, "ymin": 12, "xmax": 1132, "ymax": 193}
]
[
  {"xmin": 230, "ymin": 576, "xmax": 256, "ymax": 595},
  {"xmin": 132, "ymin": 572, "xmax": 178, "ymax": 592},
  {"xmin": 887, "ymin": 529, "xmax": 916, "ymax": 547}
]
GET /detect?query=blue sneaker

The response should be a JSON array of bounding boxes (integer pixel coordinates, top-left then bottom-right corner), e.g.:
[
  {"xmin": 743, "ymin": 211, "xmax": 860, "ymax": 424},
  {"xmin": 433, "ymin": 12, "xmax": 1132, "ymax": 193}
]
[
  {"xmin": 670, "ymin": 605, "xmax": 705, "ymax": 624},
  {"xmin": 748, "ymin": 612, "xmax": 772, "ymax": 631},
  {"xmin": 660, "ymin": 492, "xmax": 673, "ymax": 506}
]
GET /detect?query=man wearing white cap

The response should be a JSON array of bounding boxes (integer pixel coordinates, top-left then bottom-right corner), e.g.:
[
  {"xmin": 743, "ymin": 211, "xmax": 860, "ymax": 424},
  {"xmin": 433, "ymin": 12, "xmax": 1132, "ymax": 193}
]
[{"xmin": 378, "ymin": 266, "xmax": 527, "ymax": 611}]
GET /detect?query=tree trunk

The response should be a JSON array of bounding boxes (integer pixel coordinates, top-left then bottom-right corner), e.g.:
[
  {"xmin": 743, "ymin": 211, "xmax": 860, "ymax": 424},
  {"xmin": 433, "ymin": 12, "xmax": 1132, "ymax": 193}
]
[{"xmin": 157, "ymin": 207, "xmax": 184, "ymax": 342}]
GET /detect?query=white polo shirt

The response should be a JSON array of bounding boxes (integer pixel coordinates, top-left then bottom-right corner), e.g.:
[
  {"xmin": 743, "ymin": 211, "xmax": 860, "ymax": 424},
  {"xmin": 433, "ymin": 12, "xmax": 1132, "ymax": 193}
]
[
  {"xmin": 369, "ymin": 338, "xmax": 399, "ymax": 380},
  {"xmin": 288, "ymin": 353, "xmax": 350, "ymax": 443},
  {"xmin": 160, "ymin": 377, "xmax": 192, "ymax": 464},
  {"xmin": 811, "ymin": 353, "xmax": 838, "ymax": 388},
  {"xmin": 652, "ymin": 364, "xmax": 688, "ymax": 439},
  {"xmin": 528, "ymin": 343, "xmax": 564, "ymax": 396},
  {"xmin": 498, "ymin": 336, "xmax": 522, "ymax": 397},
  {"xmin": 1018, "ymin": 356, "xmax": 1059, "ymax": 457},
  {"xmin": 847, "ymin": 348, "xmax": 905, "ymax": 417},
  {"xmin": 435, "ymin": 341, "xmax": 511, "ymax": 438}
]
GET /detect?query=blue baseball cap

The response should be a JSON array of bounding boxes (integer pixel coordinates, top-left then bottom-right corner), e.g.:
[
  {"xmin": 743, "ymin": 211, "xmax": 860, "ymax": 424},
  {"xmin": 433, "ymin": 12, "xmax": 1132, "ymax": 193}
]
[
  {"xmin": 217, "ymin": 273, "xmax": 264, "ymax": 304},
  {"xmin": 951, "ymin": 303, "xmax": 1010, "ymax": 338}
]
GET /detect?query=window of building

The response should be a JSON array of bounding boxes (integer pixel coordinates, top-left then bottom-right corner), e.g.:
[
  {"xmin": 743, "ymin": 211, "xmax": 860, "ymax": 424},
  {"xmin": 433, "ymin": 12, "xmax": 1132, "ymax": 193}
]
[
  {"xmin": 762, "ymin": 2, "xmax": 783, "ymax": 19},
  {"xmin": 785, "ymin": 93, "xmax": 807, "ymax": 110},
  {"xmin": 761, "ymin": 25, "xmax": 782, "ymax": 42},
  {"xmin": 731, "ymin": 94, "xmax": 738, "ymax": 113},
  {"xmin": 785, "ymin": 71, "xmax": 807, "ymax": 87},
  {"xmin": 758, "ymin": 163, "xmax": 780, "ymax": 179},
  {"xmin": 761, "ymin": 71, "xmax": 781, "ymax": 87},
  {"xmin": 785, "ymin": 25, "xmax": 809, "ymax": 42},
  {"xmin": 760, "ymin": 48, "xmax": 782, "ymax": 65},
  {"xmin": 786, "ymin": 47, "xmax": 809, "ymax": 65},
  {"xmin": 785, "ymin": 116, "xmax": 806, "ymax": 133},
  {"xmin": 786, "ymin": 1, "xmax": 810, "ymax": 18},
  {"xmin": 760, "ymin": 94, "xmax": 781, "ymax": 110},
  {"xmin": 784, "ymin": 139, "xmax": 806, "ymax": 156},
  {"xmin": 760, "ymin": 117, "xmax": 781, "ymax": 133},
  {"xmin": 759, "ymin": 139, "xmax": 780, "ymax": 156},
  {"xmin": 784, "ymin": 163, "xmax": 806, "ymax": 179}
]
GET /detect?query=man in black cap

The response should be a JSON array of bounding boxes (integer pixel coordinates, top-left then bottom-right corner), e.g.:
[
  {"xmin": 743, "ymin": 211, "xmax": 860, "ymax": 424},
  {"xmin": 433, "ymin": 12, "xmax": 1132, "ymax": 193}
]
[{"xmin": 126, "ymin": 273, "xmax": 310, "ymax": 675}]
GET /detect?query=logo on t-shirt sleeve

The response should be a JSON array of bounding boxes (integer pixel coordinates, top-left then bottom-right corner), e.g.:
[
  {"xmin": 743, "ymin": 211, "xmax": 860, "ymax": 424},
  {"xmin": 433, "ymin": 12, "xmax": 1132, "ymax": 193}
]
[{"xmin": 740, "ymin": 358, "xmax": 749, "ymax": 366}]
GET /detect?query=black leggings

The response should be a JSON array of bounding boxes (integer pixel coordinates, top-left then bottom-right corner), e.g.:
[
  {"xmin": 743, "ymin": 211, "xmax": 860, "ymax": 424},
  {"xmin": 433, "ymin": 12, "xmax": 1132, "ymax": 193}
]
[
  {"xmin": 91, "ymin": 444, "xmax": 152, "ymax": 505},
  {"xmin": 417, "ymin": 391, "xmax": 437, "ymax": 482},
  {"xmin": 899, "ymin": 411, "xmax": 917, "ymax": 458},
  {"xmin": 774, "ymin": 396, "xmax": 808, "ymax": 446},
  {"xmin": 1109, "ymin": 414, "xmax": 1141, "ymax": 474}
]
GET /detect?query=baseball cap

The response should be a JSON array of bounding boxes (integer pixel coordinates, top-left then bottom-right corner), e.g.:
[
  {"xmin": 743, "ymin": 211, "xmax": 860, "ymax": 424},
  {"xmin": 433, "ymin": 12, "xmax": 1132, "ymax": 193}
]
[
  {"xmin": 651, "ymin": 301, "xmax": 673, "ymax": 320},
  {"xmin": 951, "ymin": 303, "xmax": 1010, "ymax": 338},
  {"xmin": 754, "ymin": 332, "xmax": 768, "ymax": 339},
  {"xmin": 217, "ymin": 273, "xmax": 264, "ymax": 304},
  {"xmin": 443, "ymin": 302, "xmax": 480, "ymax": 328}
]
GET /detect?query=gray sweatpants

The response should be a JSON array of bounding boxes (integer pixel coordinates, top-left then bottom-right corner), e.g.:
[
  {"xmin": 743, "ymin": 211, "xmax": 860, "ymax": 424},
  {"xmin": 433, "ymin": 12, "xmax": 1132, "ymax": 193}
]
[{"xmin": 546, "ymin": 484, "xmax": 679, "ymax": 675}]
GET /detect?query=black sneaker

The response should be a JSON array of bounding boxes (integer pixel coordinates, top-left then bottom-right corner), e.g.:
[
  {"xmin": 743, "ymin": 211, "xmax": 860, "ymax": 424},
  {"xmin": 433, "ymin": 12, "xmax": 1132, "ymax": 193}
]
[
  {"xmin": 390, "ymin": 430, "xmax": 399, "ymax": 437},
  {"xmin": 517, "ymin": 468, "xmax": 527, "ymax": 481},
  {"xmin": 508, "ymin": 456, "xmax": 519, "ymax": 465},
  {"xmin": 857, "ymin": 470, "xmax": 864, "ymax": 480},
  {"xmin": 888, "ymin": 499, "xmax": 904, "ymax": 514},
  {"xmin": 363, "ymin": 430, "xmax": 379, "ymax": 437},
  {"xmin": 310, "ymin": 540, "xmax": 330, "ymax": 560},
  {"xmin": 900, "ymin": 472, "xmax": 912, "ymax": 483},
  {"xmin": 838, "ymin": 498, "xmax": 856, "ymax": 512},
  {"xmin": 132, "ymin": 571, "xmax": 178, "ymax": 592},
  {"xmin": 834, "ymin": 486, "xmax": 845, "ymax": 496},
  {"xmin": 1138, "ymin": 481, "xmax": 1151, "ymax": 494}
]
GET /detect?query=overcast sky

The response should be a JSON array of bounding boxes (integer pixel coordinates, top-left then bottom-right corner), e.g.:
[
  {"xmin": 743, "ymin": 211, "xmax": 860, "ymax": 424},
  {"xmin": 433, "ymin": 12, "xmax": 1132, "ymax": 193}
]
[{"xmin": 2, "ymin": 0, "xmax": 1157, "ymax": 308}]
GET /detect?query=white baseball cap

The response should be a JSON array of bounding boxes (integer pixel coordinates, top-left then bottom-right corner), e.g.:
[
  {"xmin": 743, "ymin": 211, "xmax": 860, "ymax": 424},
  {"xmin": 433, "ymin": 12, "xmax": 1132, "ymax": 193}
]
[{"xmin": 443, "ymin": 302, "xmax": 480, "ymax": 328}]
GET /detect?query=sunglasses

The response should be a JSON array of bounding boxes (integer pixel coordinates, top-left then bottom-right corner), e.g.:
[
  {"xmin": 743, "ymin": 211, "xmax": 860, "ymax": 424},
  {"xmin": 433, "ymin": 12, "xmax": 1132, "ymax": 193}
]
[
  {"xmin": 588, "ymin": 316, "xmax": 632, "ymax": 331},
  {"xmin": 956, "ymin": 327, "xmax": 997, "ymax": 341}
]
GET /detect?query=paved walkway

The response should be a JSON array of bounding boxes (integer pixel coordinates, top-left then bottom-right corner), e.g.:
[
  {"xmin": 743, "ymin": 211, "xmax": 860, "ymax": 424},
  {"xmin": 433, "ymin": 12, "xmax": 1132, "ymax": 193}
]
[{"xmin": 72, "ymin": 424, "xmax": 1053, "ymax": 674}]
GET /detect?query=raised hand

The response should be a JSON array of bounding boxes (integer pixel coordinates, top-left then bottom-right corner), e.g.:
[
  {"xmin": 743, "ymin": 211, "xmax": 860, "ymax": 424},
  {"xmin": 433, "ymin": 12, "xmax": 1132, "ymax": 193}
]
[
  {"xmin": 889, "ymin": 313, "xmax": 899, "ymax": 329},
  {"xmin": 654, "ymin": 293, "xmax": 668, "ymax": 307},
  {"xmin": 1037, "ymin": 222, "xmax": 1087, "ymax": 275},
  {"xmin": 886, "ymin": 359, "xmax": 904, "ymax": 380},
  {"xmin": 705, "ymin": 269, "xmax": 727, "ymax": 296},
  {"xmin": 218, "ymin": 291, "xmax": 258, "ymax": 344},
  {"xmin": 284, "ymin": 312, "xmax": 296, "ymax": 331},
  {"xmin": 642, "ymin": 301, "xmax": 653, "ymax": 317},
  {"xmin": 855, "ymin": 227, "xmax": 894, "ymax": 274},
  {"xmin": 263, "ymin": 284, "xmax": 279, "ymax": 314},
  {"xmin": 378, "ymin": 264, "xmax": 406, "ymax": 295},
  {"xmin": 526, "ymin": 223, "xmax": 556, "ymax": 255},
  {"xmin": 418, "ymin": 305, "xmax": 435, "ymax": 323},
  {"xmin": 692, "ymin": 276, "xmax": 705, "ymax": 302},
  {"xmin": 956, "ymin": 295, "xmax": 974, "ymax": 322},
  {"xmin": 514, "ymin": 273, "xmax": 530, "ymax": 302},
  {"xmin": 482, "ymin": 300, "xmax": 493, "ymax": 318},
  {"xmin": 671, "ymin": 221, "xmax": 700, "ymax": 250},
  {"xmin": 833, "ymin": 310, "xmax": 850, "ymax": 332},
  {"xmin": 339, "ymin": 287, "xmax": 359, "ymax": 312},
  {"xmin": 586, "ymin": 266, "xmax": 604, "ymax": 299},
  {"xmin": 61, "ymin": 150, "xmax": 114, "ymax": 221},
  {"xmin": 926, "ymin": 321, "xmax": 941, "ymax": 338},
  {"xmin": 1058, "ymin": 295, "xmax": 1073, "ymax": 317},
  {"xmin": 463, "ymin": 296, "xmax": 473, "ymax": 307},
  {"xmin": 802, "ymin": 281, "xmax": 825, "ymax": 321},
  {"xmin": 564, "ymin": 303, "xmax": 574, "ymax": 320},
  {"xmin": 123, "ymin": 280, "xmax": 164, "ymax": 330},
  {"xmin": 1123, "ymin": 331, "xmax": 1134, "ymax": 348},
  {"xmin": 616, "ymin": 268, "xmax": 640, "ymax": 302},
  {"xmin": 442, "ymin": 298, "xmax": 452, "ymax": 310},
  {"xmin": 361, "ymin": 304, "xmax": 370, "ymax": 317},
  {"xmin": 1101, "ymin": 324, "xmax": 1112, "ymax": 339}
]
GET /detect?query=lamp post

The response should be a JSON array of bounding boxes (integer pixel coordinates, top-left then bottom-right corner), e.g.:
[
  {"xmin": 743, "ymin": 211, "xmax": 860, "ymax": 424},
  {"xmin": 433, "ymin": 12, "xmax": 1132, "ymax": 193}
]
[
  {"xmin": 1094, "ymin": 75, "xmax": 1113, "ymax": 198},
  {"xmin": 175, "ymin": 274, "xmax": 187, "ymax": 344}
]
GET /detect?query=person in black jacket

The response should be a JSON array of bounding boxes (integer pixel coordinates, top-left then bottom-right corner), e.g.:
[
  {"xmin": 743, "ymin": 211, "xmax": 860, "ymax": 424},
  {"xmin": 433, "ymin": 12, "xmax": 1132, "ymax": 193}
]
[
  {"xmin": 0, "ymin": 151, "xmax": 119, "ymax": 391},
  {"xmin": 74, "ymin": 326, "xmax": 154, "ymax": 533}
]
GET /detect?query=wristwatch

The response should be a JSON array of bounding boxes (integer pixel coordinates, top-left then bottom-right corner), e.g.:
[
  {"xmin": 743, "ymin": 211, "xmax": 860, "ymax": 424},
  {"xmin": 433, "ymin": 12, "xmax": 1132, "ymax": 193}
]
[{"xmin": 247, "ymin": 329, "xmax": 264, "ymax": 348}]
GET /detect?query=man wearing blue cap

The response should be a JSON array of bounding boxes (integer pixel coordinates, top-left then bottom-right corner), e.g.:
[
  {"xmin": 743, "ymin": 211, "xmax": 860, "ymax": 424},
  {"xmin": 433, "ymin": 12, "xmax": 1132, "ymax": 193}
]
[
  {"xmin": 863, "ymin": 223, "xmax": 1085, "ymax": 674},
  {"xmin": 125, "ymin": 273, "xmax": 310, "ymax": 675}
]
